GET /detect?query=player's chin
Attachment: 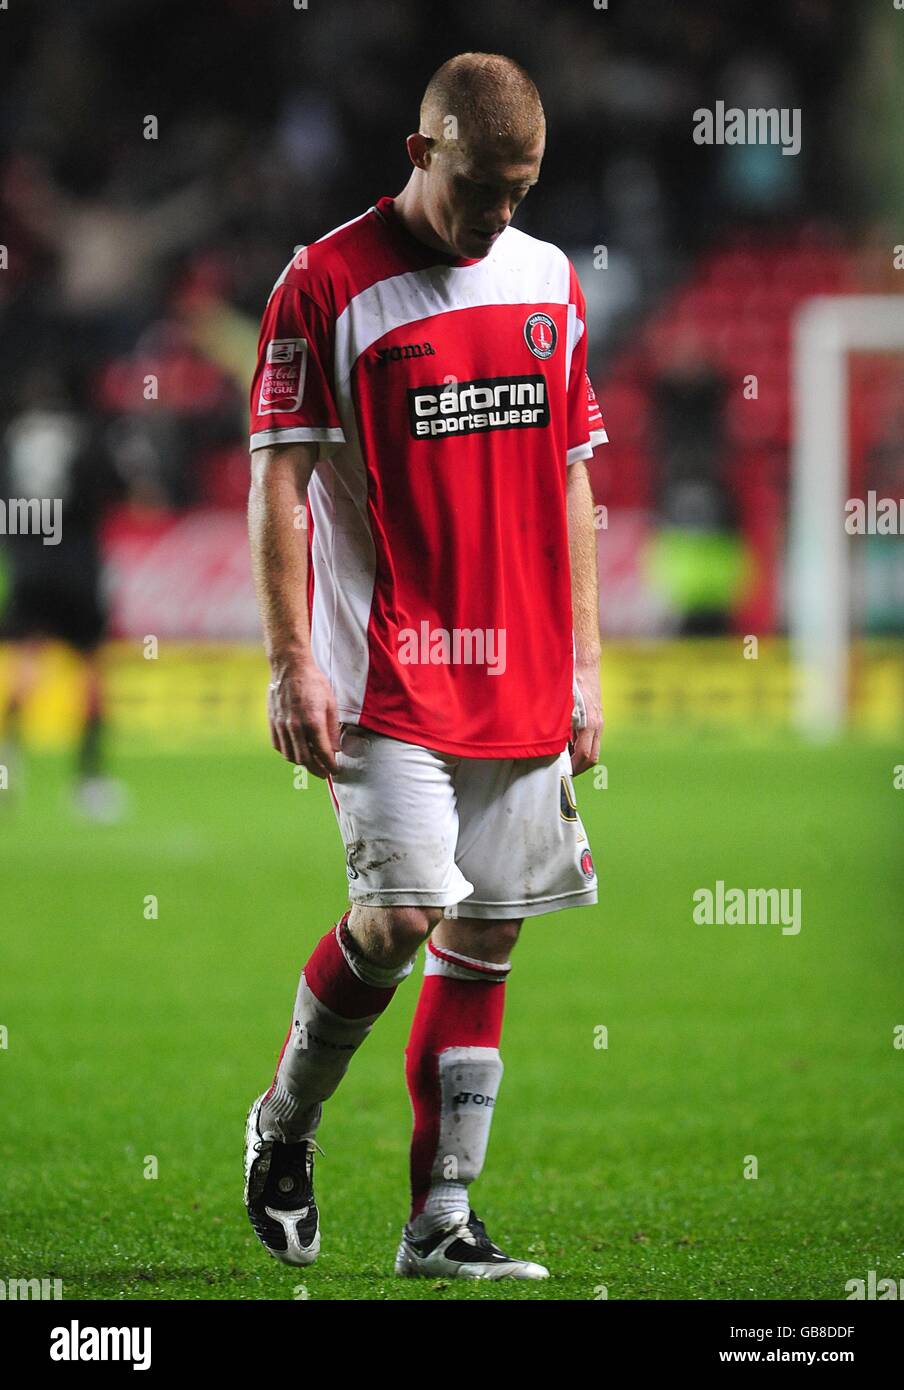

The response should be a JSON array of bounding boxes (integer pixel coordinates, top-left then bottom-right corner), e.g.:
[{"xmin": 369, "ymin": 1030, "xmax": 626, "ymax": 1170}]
[{"xmin": 459, "ymin": 229, "xmax": 500, "ymax": 258}]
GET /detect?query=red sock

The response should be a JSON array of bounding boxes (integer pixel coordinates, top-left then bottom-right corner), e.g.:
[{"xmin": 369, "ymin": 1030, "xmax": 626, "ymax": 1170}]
[{"xmin": 405, "ymin": 941, "xmax": 509, "ymax": 1224}]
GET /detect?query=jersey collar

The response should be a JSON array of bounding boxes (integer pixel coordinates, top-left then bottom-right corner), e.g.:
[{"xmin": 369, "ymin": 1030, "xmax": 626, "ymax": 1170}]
[{"xmin": 374, "ymin": 196, "xmax": 483, "ymax": 269}]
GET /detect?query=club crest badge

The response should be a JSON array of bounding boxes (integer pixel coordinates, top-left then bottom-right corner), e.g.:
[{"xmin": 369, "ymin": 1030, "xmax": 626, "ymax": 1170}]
[{"xmin": 524, "ymin": 312, "xmax": 557, "ymax": 359}]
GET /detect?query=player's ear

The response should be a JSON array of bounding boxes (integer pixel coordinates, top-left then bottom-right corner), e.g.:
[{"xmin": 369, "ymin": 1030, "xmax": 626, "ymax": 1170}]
[{"xmin": 406, "ymin": 132, "xmax": 434, "ymax": 170}]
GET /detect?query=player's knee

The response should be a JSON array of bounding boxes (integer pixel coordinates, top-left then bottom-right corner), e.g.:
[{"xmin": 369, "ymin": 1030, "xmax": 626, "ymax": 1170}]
[
  {"xmin": 440, "ymin": 915, "xmax": 523, "ymax": 962},
  {"xmin": 349, "ymin": 903, "xmax": 441, "ymax": 960},
  {"xmin": 492, "ymin": 918, "xmax": 523, "ymax": 953},
  {"xmin": 478, "ymin": 918, "xmax": 522, "ymax": 958},
  {"xmin": 385, "ymin": 904, "xmax": 443, "ymax": 950}
]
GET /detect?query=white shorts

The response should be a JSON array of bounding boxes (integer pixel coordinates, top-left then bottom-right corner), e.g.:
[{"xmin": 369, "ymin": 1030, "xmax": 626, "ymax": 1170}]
[{"xmin": 325, "ymin": 723, "xmax": 599, "ymax": 921}]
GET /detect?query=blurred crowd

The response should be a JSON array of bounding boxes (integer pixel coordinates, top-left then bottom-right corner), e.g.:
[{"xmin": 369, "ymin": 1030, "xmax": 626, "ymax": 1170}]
[
  {"xmin": 0, "ymin": 0, "xmax": 868, "ymax": 510},
  {"xmin": 0, "ymin": 0, "xmax": 893, "ymax": 640}
]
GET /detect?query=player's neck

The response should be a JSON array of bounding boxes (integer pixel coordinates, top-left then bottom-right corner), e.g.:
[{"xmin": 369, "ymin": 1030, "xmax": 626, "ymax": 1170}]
[{"xmin": 393, "ymin": 182, "xmax": 456, "ymax": 258}]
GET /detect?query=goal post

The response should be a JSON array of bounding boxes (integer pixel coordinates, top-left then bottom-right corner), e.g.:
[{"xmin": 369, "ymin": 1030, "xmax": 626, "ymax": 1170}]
[{"xmin": 789, "ymin": 294, "xmax": 904, "ymax": 736}]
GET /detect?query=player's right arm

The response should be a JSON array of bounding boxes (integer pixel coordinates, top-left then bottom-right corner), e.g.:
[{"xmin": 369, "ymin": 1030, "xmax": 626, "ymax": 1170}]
[{"xmin": 248, "ymin": 442, "xmax": 340, "ymax": 777}]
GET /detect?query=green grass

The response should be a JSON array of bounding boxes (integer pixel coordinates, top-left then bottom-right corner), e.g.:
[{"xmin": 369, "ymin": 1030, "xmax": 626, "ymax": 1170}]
[{"xmin": 1, "ymin": 735, "xmax": 902, "ymax": 1300}]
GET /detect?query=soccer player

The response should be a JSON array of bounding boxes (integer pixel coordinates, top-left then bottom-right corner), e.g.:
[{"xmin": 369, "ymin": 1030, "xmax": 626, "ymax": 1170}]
[
  {"xmin": 245, "ymin": 52, "xmax": 606, "ymax": 1280},
  {"xmin": 0, "ymin": 366, "xmax": 126, "ymax": 820}
]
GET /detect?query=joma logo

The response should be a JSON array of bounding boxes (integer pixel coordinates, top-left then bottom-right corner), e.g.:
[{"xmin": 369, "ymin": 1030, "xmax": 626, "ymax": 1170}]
[
  {"xmin": 376, "ymin": 342, "xmax": 436, "ymax": 365},
  {"xmin": 452, "ymin": 1091, "xmax": 495, "ymax": 1107}
]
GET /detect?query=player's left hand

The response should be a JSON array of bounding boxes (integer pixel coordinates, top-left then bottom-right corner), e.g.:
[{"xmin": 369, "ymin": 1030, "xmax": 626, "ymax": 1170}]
[{"xmin": 569, "ymin": 661, "xmax": 603, "ymax": 776}]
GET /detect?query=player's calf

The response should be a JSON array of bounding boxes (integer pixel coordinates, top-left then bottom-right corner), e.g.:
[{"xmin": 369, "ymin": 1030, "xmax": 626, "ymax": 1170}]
[{"xmin": 398, "ymin": 933, "xmax": 546, "ymax": 1278}]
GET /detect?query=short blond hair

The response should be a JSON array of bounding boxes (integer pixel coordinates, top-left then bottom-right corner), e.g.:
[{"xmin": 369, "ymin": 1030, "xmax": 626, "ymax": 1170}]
[{"xmin": 420, "ymin": 52, "xmax": 545, "ymax": 152}]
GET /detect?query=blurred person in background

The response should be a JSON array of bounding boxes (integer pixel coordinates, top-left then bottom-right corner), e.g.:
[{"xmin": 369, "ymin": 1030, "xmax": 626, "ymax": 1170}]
[
  {"xmin": 646, "ymin": 324, "xmax": 746, "ymax": 633},
  {"xmin": 0, "ymin": 365, "xmax": 127, "ymax": 820}
]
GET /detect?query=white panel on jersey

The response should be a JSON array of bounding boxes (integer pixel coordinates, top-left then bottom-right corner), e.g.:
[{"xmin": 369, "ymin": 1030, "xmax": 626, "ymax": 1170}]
[
  {"xmin": 565, "ymin": 300, "xmax": 584, "ymax": 381},
  {"xmin": 332, "ymin": 227, "xmax": 573, "ymax": 391},
  {"xmin": 306, "ymin": 411, "xmax": 376, "ymax": 718}
]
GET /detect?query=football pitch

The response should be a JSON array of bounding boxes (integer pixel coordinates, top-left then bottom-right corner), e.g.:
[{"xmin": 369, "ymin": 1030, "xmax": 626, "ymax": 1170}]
[{"xmin": 1, "ymin": 735, "xmax": 902, "ymax": 1301}]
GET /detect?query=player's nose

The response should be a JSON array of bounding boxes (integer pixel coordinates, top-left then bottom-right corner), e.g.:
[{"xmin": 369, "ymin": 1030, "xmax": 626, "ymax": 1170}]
[
  {"xmin": 477, "ymin": 207, "xmax": 511, "ymax": 233},
  {"xmin": 479, "ymin": 194, "xmax": 514, "ymax": 230}
]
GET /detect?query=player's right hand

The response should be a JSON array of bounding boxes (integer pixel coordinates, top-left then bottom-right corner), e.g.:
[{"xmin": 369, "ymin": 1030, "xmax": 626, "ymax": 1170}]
[{"xmin": 267, "ymin": 658, "xmax": 340, "ymax": 778}]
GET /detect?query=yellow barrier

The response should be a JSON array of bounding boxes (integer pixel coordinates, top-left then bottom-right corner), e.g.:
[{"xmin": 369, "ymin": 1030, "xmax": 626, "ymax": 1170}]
[{"xmin": 0, "ymin": 639, "xmax": 901, "ymax": 749}]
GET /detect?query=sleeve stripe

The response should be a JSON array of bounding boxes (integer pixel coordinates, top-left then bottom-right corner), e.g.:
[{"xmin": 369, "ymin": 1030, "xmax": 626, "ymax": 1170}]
[
  {"xmin": 566, "ymin": 430, "xmax": 609, "ymax": 465},
  {"xmin": 250, "ymin": 426, "xmax": 345, "ymax": 451}
]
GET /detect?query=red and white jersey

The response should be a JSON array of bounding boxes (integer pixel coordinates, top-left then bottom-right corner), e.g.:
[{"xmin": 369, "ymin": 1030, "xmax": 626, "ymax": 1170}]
[{"xmin": 249, "ymin": 195, "xmax": 607, "ymax": 758}]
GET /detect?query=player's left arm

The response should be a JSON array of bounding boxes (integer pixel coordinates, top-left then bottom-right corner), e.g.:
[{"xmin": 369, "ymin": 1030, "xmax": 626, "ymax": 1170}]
[{"xmin": 567, "ymin": 458, "xmax": 603, "ymax": 776}]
